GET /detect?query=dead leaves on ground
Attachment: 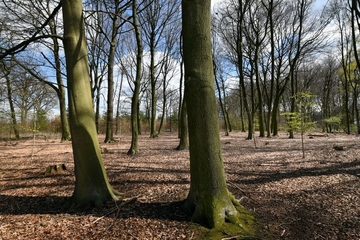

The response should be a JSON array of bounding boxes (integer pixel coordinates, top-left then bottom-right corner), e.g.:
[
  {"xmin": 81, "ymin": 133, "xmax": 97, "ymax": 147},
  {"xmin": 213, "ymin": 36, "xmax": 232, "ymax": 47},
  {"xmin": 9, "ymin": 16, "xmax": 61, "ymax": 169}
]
[{"xmin": 0, "ymin": 132, "xmax": 359, "ymax": 239}]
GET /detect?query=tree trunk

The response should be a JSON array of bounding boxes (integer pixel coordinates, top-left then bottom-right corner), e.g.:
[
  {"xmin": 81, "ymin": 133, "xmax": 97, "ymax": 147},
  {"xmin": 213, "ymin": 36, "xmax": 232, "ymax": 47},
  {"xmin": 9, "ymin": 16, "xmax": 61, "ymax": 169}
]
[
  {"xmin": 178, "ymin": 57, "xmax": 184, "ymax": 138},
  {"xmin": 115, "ymin": 73, "xmax": 123, "ymax": 135},
  {"xmin": 157, "ymin": 72, "xmax": 167, "ymax": 135},
  {"xmin": 104, "ymin": 0, "xmax": 120, "ymax": 143},
  {"xmin": 149, "ymin": 35, "xmax": 157, "ymax": 138},
  {"xmin": 176, "ymin": 96, "xmax": 188, "ymax": 150},
  {"xmin": 271, "ymin": 93, "xmax": 281, "ymax": 136},
  {"xmin": 5, "ymin": 71, "xmax": 20, "ymax": 139},
  {"xmin": 61, "ymin": 0, "xmax": 119, "ymax": 207},
  {"xmin": 48, "ymin": 15, "xmax": 71, "ymax": 141},
  {"xmin": 182, "ymin": 0, "xmax": 251, "ymax": 231},
  {"xmin": 266, "ymin": 0, "xmax": 275, "ymax": 138},
  {"xmin": 214, "ymin": 59, "xmax": 229, "ymax": 136},
  {"xmin": 128, "ymin": 0, "xmax": 143, "ymax": 155},
  {"xmin": 254, "ymin": 49, "xmax": 265, "ymax": 137}
]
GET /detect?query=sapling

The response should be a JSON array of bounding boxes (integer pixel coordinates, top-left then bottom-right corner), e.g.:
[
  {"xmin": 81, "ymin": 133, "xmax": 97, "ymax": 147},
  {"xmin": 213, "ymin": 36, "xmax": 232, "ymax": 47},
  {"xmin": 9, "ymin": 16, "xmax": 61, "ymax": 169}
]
[{"xmin": 282, "ymin": 92, "xmax": 316, "ymax": 158}]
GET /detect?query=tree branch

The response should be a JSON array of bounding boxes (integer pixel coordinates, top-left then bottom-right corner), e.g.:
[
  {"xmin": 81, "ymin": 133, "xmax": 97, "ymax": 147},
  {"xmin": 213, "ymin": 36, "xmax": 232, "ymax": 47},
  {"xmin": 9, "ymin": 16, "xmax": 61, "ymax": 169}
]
[{"xmin": 0, "ymin": 2, "xmax": 63, "ymax": 60}]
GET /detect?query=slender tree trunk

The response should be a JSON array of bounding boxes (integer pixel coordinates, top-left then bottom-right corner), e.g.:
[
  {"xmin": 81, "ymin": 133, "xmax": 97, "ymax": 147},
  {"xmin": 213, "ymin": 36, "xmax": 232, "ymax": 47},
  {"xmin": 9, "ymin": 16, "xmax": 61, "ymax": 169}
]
[
  {"xmin": 95, "ymin": 88, "xmax": 101, "ymax": 133},
  {"xmin": 128, "ymin": 0, "xmax": 143, "ymax": 155},
  {"xmin": 158, "ymin": 72, "xmax": 168, "ymax": 135},
  {"xmin": 61, "ymin": 0, "xmax": 119, "ymax": 207},
  {"xmin": 48, "ymin": 13, "xmax": 71, "ymax": 141},
  {"xmin": 182, "ymin": 0, "xmax": 251, "ymax": 230},
  {"xmin": 239, "ymin": 92, "xmax": 245, "ymax": 132},
  {"xmin": 115, "ymin": 73, "xmax": 123, "ymax": 135},
  {"xmin": 289, "ymin": 69, "xmax": 296, "ymax": 139},
  {"xmin": 351, "ymin": 0, "xmax": 360, "ymax": 71},
  {"xmin": 137, "ymin": 99, "xmax": 142, "ymax": 135},
  {"xmin": 149, "ymin": 36, "xmax": 157, "ymax": 138},
  {"xmin": 266, "ymin": 0, "xmax": 275, "ymax": 138},
  {"xmin": 214, "ymin": 60, "xmax": 229, "ymax": 136},
  {"xmin": 271, "ymin": 93, "xmax": 281, "ymax": 136},
  {"xmin": 178, "ymin": 56, "xmax": 184, "ymax": 138},
  {"xmin": 221, "ymin": 79, "xmax": 232, "ymax": 132},
  {"xmin": 176, "ymin": 96, "xmax": 188, "ymax": 150},
  {"xmin": 254, "ymin": 48, "xmax": 265, "ymax": 137},
  {"xmin": 5, "ymin": 73, "xmax": 20, "ymax": 139},
  {"xmin": 104, "ymin": 0, "xmax": 121, "ymax": 143}
]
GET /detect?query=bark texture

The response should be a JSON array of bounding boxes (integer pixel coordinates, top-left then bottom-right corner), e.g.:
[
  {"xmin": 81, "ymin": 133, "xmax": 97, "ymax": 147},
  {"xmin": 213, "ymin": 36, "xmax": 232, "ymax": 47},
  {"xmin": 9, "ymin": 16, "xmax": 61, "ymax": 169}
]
[{"xmin": 182, "ymin": 0, "xmax": 252, "ymax": 231}]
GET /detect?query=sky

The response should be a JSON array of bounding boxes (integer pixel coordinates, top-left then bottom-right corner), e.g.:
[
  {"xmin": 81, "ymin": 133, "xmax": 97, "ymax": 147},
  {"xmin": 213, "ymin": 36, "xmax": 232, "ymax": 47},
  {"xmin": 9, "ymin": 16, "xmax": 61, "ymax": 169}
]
[{"xmin": 212, "ymin": 0, "xmax": 328, "ymax": 10}]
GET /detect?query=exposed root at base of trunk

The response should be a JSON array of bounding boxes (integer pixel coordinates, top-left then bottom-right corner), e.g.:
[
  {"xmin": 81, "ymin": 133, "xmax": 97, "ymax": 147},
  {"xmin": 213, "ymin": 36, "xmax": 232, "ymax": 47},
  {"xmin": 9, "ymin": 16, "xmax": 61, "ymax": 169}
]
[
  {"xmin": 127, "ymin": 148, "xmax": 139, "ymax": 156},
  {"xmin": 64, "ymin": 189, "xmax": 123, "ymax": 211},
  {"xmin": 183, "ymin": 192, "xmax": 256, "ymax": 239}
]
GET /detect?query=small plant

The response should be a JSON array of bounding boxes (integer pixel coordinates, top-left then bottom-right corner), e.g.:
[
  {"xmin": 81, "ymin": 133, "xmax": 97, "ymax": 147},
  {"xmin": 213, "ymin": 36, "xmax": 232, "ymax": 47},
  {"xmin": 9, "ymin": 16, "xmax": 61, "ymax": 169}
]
[{"xmin": 282, "ymin": 92, "xmax": 317, "ymax": 158}]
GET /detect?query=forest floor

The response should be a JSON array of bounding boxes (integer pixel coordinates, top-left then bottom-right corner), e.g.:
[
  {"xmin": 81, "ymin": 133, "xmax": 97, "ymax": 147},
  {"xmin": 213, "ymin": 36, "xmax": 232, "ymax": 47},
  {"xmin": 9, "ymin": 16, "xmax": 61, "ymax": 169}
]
[{"xmin": 0, "ymin": 131, "xmax": 359, "ymax": 240}]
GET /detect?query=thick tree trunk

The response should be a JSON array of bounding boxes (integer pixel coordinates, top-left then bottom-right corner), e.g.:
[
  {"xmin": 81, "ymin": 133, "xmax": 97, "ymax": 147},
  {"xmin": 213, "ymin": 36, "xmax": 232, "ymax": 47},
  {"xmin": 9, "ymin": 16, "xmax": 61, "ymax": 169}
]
[
  {"xmin": 61, "ymin": 0, "xmax": 119, "ymax": 207},
  {"xmin": 182, "ymin": 0, "xmax": 251, "ymax": 231}
]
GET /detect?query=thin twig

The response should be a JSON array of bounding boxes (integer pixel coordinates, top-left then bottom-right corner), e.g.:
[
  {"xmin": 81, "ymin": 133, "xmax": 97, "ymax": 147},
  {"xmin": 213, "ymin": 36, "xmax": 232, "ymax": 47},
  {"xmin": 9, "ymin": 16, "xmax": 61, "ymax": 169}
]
[
  {"xmin": 227, "ymin": 181, "xmax": 246, "ymax": 195},
  {"xmin": 92, "ymin": 195, "xmax": 142, "ymax": 224}
]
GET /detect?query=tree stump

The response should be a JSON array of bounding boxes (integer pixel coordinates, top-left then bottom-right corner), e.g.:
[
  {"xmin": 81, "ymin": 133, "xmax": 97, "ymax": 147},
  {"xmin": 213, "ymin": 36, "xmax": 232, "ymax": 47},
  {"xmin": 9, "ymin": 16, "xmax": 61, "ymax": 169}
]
[{"xmin": 45, "ymin": 164, "xmax": 67, "ymax": 175}]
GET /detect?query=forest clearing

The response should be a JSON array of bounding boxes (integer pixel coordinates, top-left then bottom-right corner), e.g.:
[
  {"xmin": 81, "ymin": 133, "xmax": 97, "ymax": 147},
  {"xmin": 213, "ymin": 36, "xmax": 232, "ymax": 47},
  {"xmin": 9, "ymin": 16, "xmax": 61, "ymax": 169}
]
[{"xmin": 0, "ymin": 131, "xmax": 359, "ymax": 239}]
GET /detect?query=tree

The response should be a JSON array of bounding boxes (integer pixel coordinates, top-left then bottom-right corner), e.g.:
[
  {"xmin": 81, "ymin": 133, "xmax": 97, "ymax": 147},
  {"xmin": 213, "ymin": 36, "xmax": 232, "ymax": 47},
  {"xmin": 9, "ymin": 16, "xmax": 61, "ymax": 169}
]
[
  {"xmin": 127, "ymin": 0, "xmax": 143, "ymax": 155},
  {"xmin": 41, "ymin": 0, "xmax": 71, "ymax": 141},
  {"xmin": 86, "ymin": 0, "xmax": 109, "ymax": 133},
  {"xmin": 0, "ymin": 0, "xmax": 70, "ymax": 141},
  {"xmin": 242, "ymin": 0, "xmax": 269, "ymax": 138},
  {"xmin": 61, "ymin": 0, "xmax": 120, "ymax": 207},
  {"xmin": 333, "ymin": 0, "xmax": 352, "ymax": 134},
  {"xmin": 182, "ymin": 0, "xmax": 253, "ymax": 232},
  {"xmin": 101, "ymin": 0, "xmax": 130, "ymax": 143},
  {"xmin": 215, "ymin": 0, "xmax": 254, "ymax": 139},
  {"xmin": 175, "ymin": 96, "xmax": 188, "ymax": 150},
  {"xmin": 282, "ymin": 92, "xmax": 316, "ymax": 158},
  {"xmin": 317, "ymin": 56, "xmax": 341, "ymax": 132},
  {"xmin": 2, "ymin": 59, "xmax": 20, "ymax": 139},
  {"xmin": 212, "ymin": 29, "xmax": 232, "ymax": 136},
  {"xmin": 140, "ymin": 0, "xmax": 179, "ymax": 138}
]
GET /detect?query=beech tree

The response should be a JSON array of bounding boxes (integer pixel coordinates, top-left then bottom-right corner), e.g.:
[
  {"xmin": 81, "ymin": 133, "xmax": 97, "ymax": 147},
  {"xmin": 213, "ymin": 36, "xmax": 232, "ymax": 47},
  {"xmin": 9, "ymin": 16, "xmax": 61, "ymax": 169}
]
[
  {"xmin": 182, "ymin": 0, "xmax": 252, "ymax": 232},
  {"xmin": 61, "ymin": 0, "xmax": 120, "ymax": 207}
]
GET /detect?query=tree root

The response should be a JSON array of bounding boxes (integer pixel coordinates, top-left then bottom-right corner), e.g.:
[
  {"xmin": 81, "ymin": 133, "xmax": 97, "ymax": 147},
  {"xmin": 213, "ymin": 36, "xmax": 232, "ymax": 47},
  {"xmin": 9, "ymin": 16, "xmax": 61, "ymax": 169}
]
[{"xmin": 184, "ymin": 191, "xmax": 256, "ymax": 239}]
